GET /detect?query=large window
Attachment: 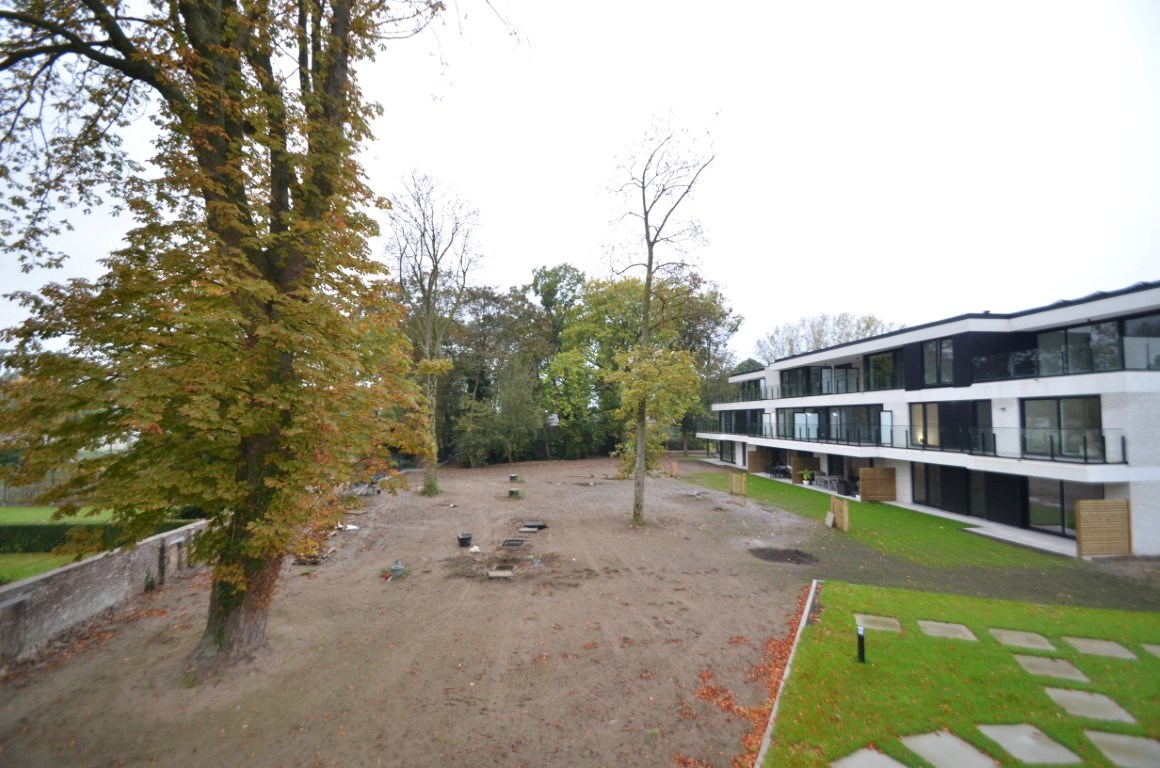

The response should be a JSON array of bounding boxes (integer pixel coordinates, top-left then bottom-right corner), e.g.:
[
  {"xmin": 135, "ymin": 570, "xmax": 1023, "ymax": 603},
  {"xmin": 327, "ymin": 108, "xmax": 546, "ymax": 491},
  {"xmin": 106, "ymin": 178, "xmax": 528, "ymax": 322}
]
[
  {"xmin": 1037, "ymin": 322, "xmax": 1121, "ymax": 376},
  {"xmin": 866, "ymin": 349, "xmax": 901, "ymax": 391},
  {"xmin": 923, "ymin": 338, "xmax": 954, "ymax": 385},
  {"xmin": 910, "ymin": 403, "xmax": 940, "ymax": 447},
  {"xmin": 1028, "ymin": 478, "xmax": 1103, "ymax": 537},
  {"xmin": 1125, "ymin": 312, "xmax": 1160, "ymax": 370},
  {"xmin": 1023, "ymin": 396, "xmax": 1102, "ymax": 460}
]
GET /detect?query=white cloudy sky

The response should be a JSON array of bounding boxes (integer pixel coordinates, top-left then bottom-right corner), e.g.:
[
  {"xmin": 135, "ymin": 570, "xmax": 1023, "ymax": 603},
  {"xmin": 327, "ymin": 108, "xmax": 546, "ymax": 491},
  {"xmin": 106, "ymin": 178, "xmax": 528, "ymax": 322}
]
[
  {"xmin": 365, "ymin": 0, "xmax": 1160, "ymax": 358},
  {"xmin": 5, "ymin": 0, "xmax": 1159, "ymax": 361}
]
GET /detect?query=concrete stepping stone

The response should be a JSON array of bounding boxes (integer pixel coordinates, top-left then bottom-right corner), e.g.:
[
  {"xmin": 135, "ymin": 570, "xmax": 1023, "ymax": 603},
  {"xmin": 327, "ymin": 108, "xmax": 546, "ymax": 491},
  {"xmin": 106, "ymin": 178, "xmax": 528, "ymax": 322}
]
[
  {"xmin": 917, "ymin": 620, "xmax": 977, "ymax": 641},
  {"xmin": 830, "ymin": 747, "xmax": 908, "ymax": 767},
  {"xmin": 989, "ymin": 628, "xmax": 1054, "ymax": 650},
  {"xmin": 1142, "ymin": 643, "xmax": 1160, "ymax": 658},
  {"xmin": 901, "ymin": 731, "xmax": 994, "ymax": 767},
  {"xmin": 1045, "ymin": 687, "xmax": 1136, "ymax": 723},
  {"xmin": 977, "ymin": 724, "xmax": 1080, "ymax": 764},
  {"xmin": 854, "ymin": 613, "xmax": 901, "ymax": 632},
  {"xmin": 1062, "ymin": 636, "xmax": 1137, "ymax": 659},
  {"xmin": 1012, "ymin": 654, "xmax": 1089, "ymax": 682},
  {"xmin": 1086, "ymin": 730, "xmax": 1160, "ymax": 768}
]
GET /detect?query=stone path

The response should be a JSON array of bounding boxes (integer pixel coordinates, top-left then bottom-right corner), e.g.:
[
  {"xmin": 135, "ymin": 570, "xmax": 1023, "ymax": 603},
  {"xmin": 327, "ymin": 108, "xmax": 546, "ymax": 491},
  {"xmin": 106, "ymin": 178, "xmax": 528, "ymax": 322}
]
[{"xmin": 833, "ymin": 614, "xmax": 1159, "ymax": 767}]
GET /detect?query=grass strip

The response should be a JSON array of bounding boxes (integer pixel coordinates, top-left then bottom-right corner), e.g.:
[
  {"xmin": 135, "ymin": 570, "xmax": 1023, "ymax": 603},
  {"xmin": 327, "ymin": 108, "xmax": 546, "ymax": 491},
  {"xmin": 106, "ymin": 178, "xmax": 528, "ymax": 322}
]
[
  {"xmin": 765, "ymin": 581, "xmax": 1160, "ymax": 767},
  {"xmin": 0, "ymin": 553, "xmax": 82, "ymax": 585},
  {"xmin": 0, "ymin": 507, "xmax": 112, "ymax": 524},
  {"xmin": 682, "ymin": 471, "xmax": 1072, "ymax": 570}
]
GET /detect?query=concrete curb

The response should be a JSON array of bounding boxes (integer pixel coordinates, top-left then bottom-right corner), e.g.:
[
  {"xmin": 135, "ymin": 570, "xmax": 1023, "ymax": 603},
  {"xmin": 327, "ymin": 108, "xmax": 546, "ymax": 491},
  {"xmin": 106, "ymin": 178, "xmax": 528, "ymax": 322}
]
[{"xmin": 752, "ymin": 578, "xmax": 821, "ymax": 768}]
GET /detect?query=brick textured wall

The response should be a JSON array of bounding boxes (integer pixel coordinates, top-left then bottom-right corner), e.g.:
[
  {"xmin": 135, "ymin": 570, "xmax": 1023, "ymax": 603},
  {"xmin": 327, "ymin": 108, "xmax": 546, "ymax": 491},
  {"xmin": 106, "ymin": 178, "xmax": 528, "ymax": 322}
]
[{"xmin": 0, "ymin": 521, "xmax": 206, "ymax": 662}]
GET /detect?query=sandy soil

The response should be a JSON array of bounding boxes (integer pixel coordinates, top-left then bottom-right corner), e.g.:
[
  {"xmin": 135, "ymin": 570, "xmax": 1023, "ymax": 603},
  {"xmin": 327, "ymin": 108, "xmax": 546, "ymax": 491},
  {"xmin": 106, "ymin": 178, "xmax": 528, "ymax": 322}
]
[{"xmin": 0, "ymin": 458, "xmax": 816, "ymax": 768}]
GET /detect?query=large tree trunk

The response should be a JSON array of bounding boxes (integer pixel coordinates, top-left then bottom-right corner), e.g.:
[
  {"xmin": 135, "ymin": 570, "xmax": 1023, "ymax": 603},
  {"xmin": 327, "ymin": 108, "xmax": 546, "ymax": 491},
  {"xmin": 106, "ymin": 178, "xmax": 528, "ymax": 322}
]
[
  {"xmin": 195, "ymin": 555, "xmax": 283, "ymax": 664},
  {"xmin": 632, "ymin": 401, "xmax": 647, "ymax": 525},
  {"xmin": 422, "ymin": 373, "xmax": 440, "ymax": 493}
]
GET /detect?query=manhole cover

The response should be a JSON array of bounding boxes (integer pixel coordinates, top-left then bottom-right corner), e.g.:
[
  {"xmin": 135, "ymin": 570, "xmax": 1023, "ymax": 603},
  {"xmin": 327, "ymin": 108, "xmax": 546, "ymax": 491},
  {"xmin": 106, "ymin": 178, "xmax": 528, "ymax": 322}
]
[
  {"xmin": 748, "ymin": 547, "xmax": 818, "ymax": 565},
  {"xmin": 502, "ymin": 539, "xmax": 525, "ymax": 548}
]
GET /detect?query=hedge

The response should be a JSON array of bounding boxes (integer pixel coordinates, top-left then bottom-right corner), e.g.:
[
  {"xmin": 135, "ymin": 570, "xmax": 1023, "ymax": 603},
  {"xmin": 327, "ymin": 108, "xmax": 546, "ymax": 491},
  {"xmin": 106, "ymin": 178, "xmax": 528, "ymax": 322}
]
[{"xmin": 0, "ymin": 521, "xmax": 192, "ymax": 554}]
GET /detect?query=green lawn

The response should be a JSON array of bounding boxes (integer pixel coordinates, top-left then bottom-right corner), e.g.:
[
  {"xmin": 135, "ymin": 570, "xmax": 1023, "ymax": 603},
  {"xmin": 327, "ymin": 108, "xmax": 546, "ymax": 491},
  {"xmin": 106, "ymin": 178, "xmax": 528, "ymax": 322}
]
[
  {"xmin": 0, "ymin": 506, "xmax": 112, "ymax": 524},
  {"xmin": 0, "ymin": 552, "xmax": 82, "ymax": 585},
  {"xmin": 683, "ymin": 470, "xmax": 1072, "ymax": 570},
  {"xmin": 765, "ymin": 582, "xmax": 1160, "ymax": 767}
]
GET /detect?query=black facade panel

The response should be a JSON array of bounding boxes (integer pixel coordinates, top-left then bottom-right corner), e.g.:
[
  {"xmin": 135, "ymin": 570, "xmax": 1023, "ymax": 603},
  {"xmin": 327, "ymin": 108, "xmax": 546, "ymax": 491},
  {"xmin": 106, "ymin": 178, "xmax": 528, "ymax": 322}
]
[
  {"xmin": 938, "ymin": 465, "xmax": 970, "ymax": 515},
  {"xmin": 903, "ymin": 342, "xmax": 924, "ymax": 391},
  {"xmin": 983, "ymin": 472, "xmax": 1026, "ymax": 527},
  {"xmin": 951, "ymin": 334, "xmax": 971, "ymax": 387}
]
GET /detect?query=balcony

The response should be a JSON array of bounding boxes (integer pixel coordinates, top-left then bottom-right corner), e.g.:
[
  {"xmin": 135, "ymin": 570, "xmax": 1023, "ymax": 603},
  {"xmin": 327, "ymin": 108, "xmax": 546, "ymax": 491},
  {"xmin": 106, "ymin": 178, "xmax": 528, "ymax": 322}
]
[
  {"xmin": 971, "ymin": 344, "xmax": 1124, "ymax": 383},
  {"xmin": 715, "ymin": 368, "xmax": 906, "ymax": 404},
  {"xmin": 714, "ymin": 383, "xmax": 780, "ymax": 404},
  {"xmin": 697, "ymin": 422, "xmax": 1127, "ymax": 464}
]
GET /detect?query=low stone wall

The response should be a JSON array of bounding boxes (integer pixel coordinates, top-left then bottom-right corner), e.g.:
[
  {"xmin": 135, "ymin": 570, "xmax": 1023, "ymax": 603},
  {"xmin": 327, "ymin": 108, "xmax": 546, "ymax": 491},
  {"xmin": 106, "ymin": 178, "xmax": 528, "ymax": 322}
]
[{"xmin": 0, "ymin": 520, "xmax": 207, "ymax": 662}]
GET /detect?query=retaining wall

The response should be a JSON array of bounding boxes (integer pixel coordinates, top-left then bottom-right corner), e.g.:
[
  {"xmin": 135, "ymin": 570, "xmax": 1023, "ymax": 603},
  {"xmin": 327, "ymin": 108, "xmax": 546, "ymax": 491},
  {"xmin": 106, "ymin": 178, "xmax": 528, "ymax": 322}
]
[{"xmin": 0, "ymin": 520, "xmax": 207, "ymax": 662}]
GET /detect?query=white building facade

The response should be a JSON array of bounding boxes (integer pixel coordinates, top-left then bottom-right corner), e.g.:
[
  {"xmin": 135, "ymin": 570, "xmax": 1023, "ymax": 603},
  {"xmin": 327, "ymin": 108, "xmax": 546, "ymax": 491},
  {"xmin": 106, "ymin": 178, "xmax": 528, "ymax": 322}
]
[{"xmin": 698, "ymin": 281, "xmax": 1160, "ymax": 555}]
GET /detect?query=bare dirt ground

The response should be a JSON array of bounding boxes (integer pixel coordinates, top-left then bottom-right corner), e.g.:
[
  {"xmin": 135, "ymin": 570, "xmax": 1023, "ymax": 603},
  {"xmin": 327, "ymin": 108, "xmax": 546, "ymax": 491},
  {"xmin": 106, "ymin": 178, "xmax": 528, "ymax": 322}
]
[{"xmin": 0, "ymin": 458, "xmax": 817, "ymax": 768}]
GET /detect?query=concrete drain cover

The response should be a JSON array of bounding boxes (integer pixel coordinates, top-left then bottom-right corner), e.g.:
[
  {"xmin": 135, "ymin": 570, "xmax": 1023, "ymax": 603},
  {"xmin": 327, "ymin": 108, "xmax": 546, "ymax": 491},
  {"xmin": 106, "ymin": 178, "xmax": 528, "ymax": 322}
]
[
  {"xmin": 502, "ymin": 539, "xmax": 525, "ymax": 548},
  {"xmin": 748, "ymin": 547, "xmax": 818, "ymax": 565},
  {"xmin": 488, "ymin": 564, "xmax": 516, "ymax": 579}
]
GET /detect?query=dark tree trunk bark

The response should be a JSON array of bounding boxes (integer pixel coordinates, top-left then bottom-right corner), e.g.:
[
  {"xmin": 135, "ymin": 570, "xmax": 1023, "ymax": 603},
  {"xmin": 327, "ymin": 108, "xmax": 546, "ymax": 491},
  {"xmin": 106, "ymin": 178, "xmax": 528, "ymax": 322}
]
[{"xmin": 195, "ymin": 555, "xmax": 283, "ymax": 663}]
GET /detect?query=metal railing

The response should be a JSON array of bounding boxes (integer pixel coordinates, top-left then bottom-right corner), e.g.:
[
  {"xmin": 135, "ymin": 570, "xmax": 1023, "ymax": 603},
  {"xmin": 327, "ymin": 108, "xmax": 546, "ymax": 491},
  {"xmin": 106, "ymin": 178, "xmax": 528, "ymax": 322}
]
[
  {"xmin": 714, "ymin": 369, "xmax": 905, "ymax": 404},
  {"xmin": 971, "ymin": 344, "xmax": 1125, "ymax": 383},
  {"xmin": 697, "ymin": 422, "xmax": 1127, "ymax": 464}
]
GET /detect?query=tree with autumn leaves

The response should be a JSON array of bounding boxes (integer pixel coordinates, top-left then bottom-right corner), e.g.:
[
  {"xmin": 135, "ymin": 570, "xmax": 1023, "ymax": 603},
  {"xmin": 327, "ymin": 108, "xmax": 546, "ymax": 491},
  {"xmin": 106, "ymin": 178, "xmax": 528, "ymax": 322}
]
[
  {"xmin": 0, "ymin": 0, "xmax": 440, "ymax": 663},
  {"xmin": 615, "ymin": 126, "xmax": 715, "ymax": 525}
]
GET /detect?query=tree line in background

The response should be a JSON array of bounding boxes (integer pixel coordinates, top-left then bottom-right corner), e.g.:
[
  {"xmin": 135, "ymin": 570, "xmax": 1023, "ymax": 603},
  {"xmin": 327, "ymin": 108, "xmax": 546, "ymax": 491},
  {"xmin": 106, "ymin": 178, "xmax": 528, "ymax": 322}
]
[{"xmin": 389, "ymin": 242, "xmax": 741, "ymax": 472}]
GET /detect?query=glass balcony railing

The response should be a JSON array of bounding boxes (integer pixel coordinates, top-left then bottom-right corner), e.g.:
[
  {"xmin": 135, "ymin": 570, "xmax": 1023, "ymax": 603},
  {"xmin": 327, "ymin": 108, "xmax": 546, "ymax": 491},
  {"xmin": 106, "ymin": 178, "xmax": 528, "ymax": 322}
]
[
  {"xmin": 971, "ymin": 344, "xmax": 1125, "ymax": 383},
  {"xmin": 714, "ymin": 384, "xmax": 780, "ymax": 404},
  {"xmin": 695, "ymin": 423, "xmax": 1127, "ymax": 464},
  {"xmin": 715, "ymin": 369, "xmax": 905, "ymax": 404}
]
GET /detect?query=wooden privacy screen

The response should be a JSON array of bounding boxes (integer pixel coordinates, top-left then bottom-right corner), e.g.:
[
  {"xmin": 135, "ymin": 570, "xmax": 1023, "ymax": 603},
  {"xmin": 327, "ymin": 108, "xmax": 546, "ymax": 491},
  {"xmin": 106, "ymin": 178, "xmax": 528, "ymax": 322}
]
[
  {"xmin": 1075, "ymin": 499, "xmax": 1132, "ymax": 557},
  {"xmin": 859, "ymin": 467, "xmax": 896, "ymax": 501},
  {"xmin": 790, "ymin": 457, "xmax": 821, "ymax": 485},
  {"xmin": 729, "ymin": 470, "xmax": 747, "ymax": 496},
  {"xmin": 747, "ymin": 448, "xmax": 771, "ymax": 473},
  {"xmin": 830, "ymin": 496, "xmax": 850, "ymax": 532}
]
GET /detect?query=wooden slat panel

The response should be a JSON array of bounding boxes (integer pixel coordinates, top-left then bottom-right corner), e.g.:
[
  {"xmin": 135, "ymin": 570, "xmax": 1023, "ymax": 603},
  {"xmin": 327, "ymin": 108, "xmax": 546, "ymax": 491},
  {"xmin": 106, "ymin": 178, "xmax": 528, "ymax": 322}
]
[
  {"xmin": 859, "ymin": 467, "xmax": 896, "ymax": 501},
  {"xmin": 830, "ymin": 496, "xmax": 850, "ymax": 532},
  {"xmin": 747, "ymin": 448, "xmax": 771, "ymax": 473},
  {"xmin": 729, "ymin": 470, "xmax": 747, "ymax": 496},
  {"xmin": 1076, "ymin": 500, "xmax": 1132, "ymax": 557},
  {"xmin": 790, "ymin": 457, "xmax": 821, "ymax": 485}
]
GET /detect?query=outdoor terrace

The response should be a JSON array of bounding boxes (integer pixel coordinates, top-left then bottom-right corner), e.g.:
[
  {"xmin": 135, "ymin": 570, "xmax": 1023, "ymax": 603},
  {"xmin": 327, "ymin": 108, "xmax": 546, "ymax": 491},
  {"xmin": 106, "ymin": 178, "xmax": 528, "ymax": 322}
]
[{"xmin": 697, "ymin": 423, "xmax": 1128, "ymax": 465}]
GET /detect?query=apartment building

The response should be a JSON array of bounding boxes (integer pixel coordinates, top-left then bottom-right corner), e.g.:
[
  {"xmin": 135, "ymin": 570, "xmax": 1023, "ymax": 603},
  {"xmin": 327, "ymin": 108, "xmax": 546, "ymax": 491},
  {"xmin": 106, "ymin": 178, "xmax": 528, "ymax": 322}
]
[{"xmin": 698, "ymin": 280, "xmax": 1160, "ymax": 555}]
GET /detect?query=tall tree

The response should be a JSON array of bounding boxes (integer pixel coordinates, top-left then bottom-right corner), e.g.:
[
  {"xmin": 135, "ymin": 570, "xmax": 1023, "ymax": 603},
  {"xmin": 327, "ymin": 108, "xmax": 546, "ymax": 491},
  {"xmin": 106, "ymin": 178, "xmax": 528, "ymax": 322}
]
[
  {"xmin": 386, "ymin": 172, "xmax": 480, "ymax": 493},
  {"xmin": 755, "ymin": 313, "xmax": 902, "ymax": 362},
  {"xmin": 0, "ymin": 0, "xmax": 440, "ymax": 664},
  {"xmin": 616, "ymin": 126, "xmax": 713, "ymax": 525},
  {"xmin": 448, "ymin": 284, "xmax": 549, "ymax": 466}
]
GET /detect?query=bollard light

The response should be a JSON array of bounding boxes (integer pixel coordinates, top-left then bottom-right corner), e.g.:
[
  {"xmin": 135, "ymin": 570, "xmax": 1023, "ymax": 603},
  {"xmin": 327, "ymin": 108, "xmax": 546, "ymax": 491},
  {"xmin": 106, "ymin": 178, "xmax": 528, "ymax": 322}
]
[{"xmin": 857, "ymin": 625, "xmax": 866, "ymax": 663}]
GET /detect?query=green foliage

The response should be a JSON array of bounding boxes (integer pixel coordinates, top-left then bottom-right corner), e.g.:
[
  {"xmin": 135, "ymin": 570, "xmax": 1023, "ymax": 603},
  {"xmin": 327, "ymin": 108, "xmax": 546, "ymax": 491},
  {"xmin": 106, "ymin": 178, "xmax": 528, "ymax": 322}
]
[
  {"xmin": 606, "ymin": 346, "xmax": 700, "ymax": 476},
  {"xmin": 766, "ymin": 583, "xmax": 1160, "ymax": 767},
  {"xmin": 452, "ymin": 397, "xmax": 495, "ymax": 468}
]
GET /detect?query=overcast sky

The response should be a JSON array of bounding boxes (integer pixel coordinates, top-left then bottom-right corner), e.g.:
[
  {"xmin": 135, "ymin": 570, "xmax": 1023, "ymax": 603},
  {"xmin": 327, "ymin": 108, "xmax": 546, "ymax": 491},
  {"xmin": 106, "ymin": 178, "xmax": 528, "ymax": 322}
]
[{"xmin": 5, "ymin": 0, "xmax": 1159, "ymax": 361}]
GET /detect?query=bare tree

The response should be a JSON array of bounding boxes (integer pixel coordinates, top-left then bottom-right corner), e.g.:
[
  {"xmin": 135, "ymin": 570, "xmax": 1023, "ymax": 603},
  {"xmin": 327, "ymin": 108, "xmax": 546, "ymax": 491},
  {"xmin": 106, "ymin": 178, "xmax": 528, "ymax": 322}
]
[
  {"xmin": 616, "ymin": 125, "xmax": 714, "ymax": 525},
  {"xmin": 755, "ymin": 313, "xmax": 902, "ymax": 362},
  {"xmin": 386, "ymin": 172, "xmax": 480, "ymax": 493}
]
